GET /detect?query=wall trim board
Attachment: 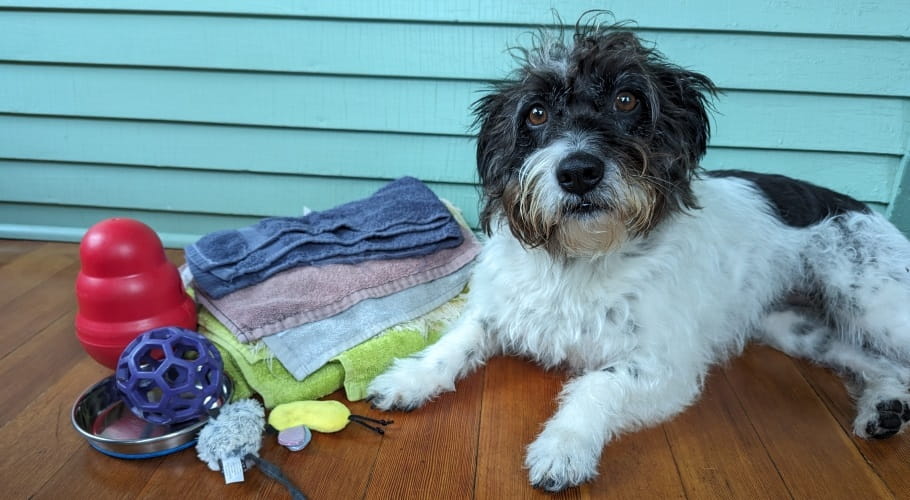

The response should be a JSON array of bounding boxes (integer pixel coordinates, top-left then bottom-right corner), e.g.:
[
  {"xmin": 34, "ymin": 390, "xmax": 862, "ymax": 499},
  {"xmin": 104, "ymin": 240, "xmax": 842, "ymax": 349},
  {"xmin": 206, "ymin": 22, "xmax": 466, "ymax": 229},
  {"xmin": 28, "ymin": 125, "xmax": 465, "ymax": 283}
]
[
  {"xmin": 1, "ymin": 1, "xmax": 908, "ymax": 38},
  {"xmin": 885, "ymin": 150, "xmax": 910, "ymax": 234}
]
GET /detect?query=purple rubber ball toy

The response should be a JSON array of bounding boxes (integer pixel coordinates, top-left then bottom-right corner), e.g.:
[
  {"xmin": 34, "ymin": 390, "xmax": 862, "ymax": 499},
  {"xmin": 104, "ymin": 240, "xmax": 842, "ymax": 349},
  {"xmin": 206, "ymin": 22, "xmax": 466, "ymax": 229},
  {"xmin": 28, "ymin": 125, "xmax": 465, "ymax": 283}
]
[{"xmin": 115, "ymin": 326, "xmax": 224, "ymax": 425}]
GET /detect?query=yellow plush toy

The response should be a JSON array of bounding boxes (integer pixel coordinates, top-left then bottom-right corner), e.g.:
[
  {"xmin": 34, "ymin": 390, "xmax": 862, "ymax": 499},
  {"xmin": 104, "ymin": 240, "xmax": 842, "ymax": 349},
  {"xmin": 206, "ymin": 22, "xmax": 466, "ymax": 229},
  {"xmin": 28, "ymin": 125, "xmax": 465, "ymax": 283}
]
[{"xmin": 269, "ymin": 400, "xmax": 393, "ymax": 434}]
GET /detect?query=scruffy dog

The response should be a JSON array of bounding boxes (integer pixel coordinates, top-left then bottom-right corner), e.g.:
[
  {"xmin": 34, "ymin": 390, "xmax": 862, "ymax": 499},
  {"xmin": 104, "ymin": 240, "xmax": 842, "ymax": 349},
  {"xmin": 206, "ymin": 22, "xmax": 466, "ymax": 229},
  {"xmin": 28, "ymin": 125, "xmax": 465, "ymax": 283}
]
[{"xmin": 367, "ymin": 22, "xmax": 910, "ymax": 491}]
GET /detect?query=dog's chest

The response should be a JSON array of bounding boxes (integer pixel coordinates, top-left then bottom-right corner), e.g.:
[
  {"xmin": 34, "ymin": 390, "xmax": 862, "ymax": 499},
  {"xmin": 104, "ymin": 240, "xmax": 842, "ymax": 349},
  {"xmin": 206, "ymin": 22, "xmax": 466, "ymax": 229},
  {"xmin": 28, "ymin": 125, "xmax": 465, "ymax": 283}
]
[{"xmin": 474, "ymin": 238, "xmax": 642, "ymax": 370}]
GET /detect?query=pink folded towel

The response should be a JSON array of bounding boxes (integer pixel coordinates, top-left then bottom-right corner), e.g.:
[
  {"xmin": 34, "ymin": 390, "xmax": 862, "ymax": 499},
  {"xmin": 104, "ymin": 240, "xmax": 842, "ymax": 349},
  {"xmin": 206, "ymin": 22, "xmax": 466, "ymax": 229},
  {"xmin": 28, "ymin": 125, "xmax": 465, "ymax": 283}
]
[{"xmin": 195, "ymin": 226, "xmax": 480, "ymax": 342}]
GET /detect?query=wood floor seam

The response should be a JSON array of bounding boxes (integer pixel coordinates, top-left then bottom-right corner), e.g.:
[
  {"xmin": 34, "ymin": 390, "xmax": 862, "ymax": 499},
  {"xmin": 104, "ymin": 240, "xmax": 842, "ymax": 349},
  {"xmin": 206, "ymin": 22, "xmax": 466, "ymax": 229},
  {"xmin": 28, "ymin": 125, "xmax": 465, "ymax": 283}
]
[
  {"xmin": 660, "ymin": 424, "xmax": 690, "ymax": 500},
  {"xmin": 719, "ymin": 368, "xmax": 797, "ymax": 500}
]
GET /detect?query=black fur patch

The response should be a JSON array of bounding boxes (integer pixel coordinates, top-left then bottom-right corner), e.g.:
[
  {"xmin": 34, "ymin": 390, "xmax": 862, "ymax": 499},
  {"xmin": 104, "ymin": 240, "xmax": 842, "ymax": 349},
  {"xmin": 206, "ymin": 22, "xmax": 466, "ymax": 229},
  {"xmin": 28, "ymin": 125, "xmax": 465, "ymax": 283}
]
[
  {"xmin": 707, "ymin": 170, "xmax": 869, "ymax": 227},
  {"xmin": 793, "ymin": 321, "xmax": 816, "ymax": 336}
]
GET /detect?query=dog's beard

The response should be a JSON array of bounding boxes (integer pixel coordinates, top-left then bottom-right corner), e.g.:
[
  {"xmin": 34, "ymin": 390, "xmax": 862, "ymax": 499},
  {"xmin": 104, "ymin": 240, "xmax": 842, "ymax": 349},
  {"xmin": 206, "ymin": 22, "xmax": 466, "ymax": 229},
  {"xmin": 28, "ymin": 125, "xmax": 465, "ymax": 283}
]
[
  {"xmin": 498, "ymin": 145, "xmax": 659, "ymax": 258},
  {"xmin": 546, "ymin": 215, "xmax": 628, "ymax": 257}
]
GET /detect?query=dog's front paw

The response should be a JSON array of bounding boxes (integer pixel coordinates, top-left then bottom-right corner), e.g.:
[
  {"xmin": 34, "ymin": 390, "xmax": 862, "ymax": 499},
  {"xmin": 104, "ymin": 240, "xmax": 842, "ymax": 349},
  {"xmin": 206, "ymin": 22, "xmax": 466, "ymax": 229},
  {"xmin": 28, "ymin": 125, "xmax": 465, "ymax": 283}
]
[
  {"xmin": 525, "ymin": 426, "xmax": 600, "ymax": 492},
  {"xmin": 366, "ymin": 356, "xmax": 455, "ymax": 412},
  {"xmin": 856, "ymin": 399, "xmax": 910, "ymax": 439}
]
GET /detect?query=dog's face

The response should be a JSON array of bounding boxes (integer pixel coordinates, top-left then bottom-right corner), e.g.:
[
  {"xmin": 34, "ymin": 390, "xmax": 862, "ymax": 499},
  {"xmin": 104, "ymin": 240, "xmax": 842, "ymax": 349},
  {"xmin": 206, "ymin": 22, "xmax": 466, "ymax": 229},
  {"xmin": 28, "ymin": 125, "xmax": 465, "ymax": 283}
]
[{"xmin": 474, "ymin": 27, "xmax": 716, "ymax": 257}]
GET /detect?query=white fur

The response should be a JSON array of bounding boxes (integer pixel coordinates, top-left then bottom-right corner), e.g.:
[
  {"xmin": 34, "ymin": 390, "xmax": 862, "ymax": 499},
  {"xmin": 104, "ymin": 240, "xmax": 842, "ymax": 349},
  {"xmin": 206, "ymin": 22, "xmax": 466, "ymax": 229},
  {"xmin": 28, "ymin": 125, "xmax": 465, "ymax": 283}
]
[{"xmin": 368, "ymin": 175, "xmax": 910, "ymax": 490}]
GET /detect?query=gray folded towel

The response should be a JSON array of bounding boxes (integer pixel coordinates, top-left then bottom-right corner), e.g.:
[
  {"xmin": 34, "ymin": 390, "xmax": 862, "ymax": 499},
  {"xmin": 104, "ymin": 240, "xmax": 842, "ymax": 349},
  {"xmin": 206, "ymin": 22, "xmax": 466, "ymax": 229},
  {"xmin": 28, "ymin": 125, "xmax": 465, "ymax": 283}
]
[
  {"xmin": 186, "ymin": 177, "xmax": 463, "ymax": 298},
  {"xmin": 263, "ymin": 261, "xmax": 475, "ymax": 381}
]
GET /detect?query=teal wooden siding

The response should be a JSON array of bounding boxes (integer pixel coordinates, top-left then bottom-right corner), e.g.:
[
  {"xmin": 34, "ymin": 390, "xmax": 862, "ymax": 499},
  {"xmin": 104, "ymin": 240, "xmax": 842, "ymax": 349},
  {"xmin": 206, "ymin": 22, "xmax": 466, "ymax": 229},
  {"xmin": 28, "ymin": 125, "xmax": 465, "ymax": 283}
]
[{"xmin": 1, "ymin": 1, "xmax": 908, "ymax": 247}]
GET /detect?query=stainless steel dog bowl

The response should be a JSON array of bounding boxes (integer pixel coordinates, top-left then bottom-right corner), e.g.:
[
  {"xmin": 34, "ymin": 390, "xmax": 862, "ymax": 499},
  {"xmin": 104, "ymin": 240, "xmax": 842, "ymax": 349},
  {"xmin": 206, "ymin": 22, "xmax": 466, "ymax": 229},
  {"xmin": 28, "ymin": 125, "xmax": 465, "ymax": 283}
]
[{"xmin": 71, "ymin": 375, "xmax": 232, "ymax": 459}]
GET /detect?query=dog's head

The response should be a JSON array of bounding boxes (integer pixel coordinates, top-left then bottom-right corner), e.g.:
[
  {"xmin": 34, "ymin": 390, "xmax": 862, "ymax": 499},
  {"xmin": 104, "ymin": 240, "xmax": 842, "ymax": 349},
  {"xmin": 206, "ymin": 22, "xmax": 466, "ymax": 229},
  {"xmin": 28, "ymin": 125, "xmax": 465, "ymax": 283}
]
[{"xmin": 474, "ymin": 22, "xmax": 716, "ymax": 257}]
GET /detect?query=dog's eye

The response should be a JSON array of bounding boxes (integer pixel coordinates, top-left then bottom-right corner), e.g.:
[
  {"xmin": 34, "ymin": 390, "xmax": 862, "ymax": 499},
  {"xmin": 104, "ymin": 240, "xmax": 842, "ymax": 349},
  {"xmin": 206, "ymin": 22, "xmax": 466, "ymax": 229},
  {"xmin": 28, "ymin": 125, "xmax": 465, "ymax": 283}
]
[
  {"xmin": 614, "ymin": 92, "xmax": 639, "ymax": 112},
  {"xmin": 526, "ymin": 105, "xmax": 548, "ymax": 126}
]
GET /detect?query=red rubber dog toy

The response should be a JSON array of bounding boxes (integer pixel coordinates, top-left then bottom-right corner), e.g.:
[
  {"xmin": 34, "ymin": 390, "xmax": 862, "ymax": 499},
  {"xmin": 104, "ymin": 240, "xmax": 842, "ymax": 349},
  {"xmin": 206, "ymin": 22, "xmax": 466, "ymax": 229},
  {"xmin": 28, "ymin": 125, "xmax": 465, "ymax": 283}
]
[{"xmin": 75, "ymin": 218, "xmax": 197, "ymax": 369}]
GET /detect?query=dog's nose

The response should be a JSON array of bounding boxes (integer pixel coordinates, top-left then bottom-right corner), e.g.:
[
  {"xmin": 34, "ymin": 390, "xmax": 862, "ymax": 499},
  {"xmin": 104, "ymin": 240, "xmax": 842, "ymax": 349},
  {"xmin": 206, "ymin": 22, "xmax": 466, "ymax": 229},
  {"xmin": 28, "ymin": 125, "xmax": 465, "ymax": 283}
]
[{"xmin": 555, "ymin": 153, "xmax": 604, "ymax": 196}]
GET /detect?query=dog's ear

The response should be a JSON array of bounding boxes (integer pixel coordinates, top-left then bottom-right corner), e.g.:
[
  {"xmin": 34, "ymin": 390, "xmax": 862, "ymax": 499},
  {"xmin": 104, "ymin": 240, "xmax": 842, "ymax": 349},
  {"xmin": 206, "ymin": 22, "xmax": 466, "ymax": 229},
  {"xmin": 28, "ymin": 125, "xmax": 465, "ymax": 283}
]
[
  {"xmin": 652, "ymin": 64, "xmax": 716, "ymax": 164},
  {"xmin": 474, "ymin": 91, "xmax": 512, "ymax": 184},
  {"xmin": 473, "ymin": 89, "xmax": 518, "ymax": 234}
]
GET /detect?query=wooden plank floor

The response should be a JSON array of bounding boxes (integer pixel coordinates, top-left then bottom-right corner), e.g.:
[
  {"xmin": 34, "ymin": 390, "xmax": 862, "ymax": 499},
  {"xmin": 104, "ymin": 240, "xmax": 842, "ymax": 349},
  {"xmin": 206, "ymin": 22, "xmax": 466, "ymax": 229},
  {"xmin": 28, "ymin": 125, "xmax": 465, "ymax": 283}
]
[{"xmin": 1, "ymin": 239, "xmax": 909, "ymax": 499}]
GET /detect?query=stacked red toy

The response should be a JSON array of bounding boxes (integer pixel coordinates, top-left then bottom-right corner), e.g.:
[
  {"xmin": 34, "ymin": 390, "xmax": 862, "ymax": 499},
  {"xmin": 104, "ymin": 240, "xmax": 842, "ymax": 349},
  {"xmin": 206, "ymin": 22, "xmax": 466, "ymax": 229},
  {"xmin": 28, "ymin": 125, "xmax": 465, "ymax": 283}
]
[{"xmin": 75, "ymin": 218, "xmax": 197, "ymax": 369}]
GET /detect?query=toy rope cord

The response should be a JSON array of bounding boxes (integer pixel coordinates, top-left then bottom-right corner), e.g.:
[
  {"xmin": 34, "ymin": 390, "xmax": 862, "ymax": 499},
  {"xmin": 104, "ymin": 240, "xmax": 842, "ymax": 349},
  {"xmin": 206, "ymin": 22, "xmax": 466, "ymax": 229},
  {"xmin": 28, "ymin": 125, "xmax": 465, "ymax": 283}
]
[
  {"xmin": 346, "ymin": 414, "xmax": 394, "ymax": 434},
  {"xmin": 268, "ymin": 400, "xmax": 394, "ymax": 435},
  {"xmin": 246, "ymin": 454, "xmax": 307, "ymax": 500}
]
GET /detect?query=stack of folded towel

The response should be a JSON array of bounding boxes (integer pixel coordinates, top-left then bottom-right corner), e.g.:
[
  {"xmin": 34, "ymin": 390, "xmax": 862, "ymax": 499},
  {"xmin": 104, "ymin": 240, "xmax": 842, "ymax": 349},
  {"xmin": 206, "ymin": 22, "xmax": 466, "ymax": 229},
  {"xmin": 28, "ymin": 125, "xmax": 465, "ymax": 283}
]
[{"xmin": 184, "ymin": 177, "xmax": 480, "ymax": 408}]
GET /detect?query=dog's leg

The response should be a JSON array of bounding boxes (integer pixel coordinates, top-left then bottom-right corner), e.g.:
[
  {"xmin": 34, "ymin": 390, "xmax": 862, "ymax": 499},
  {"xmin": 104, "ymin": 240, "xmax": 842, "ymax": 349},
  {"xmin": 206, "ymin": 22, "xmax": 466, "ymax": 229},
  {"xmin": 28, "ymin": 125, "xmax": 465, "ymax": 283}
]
[
  {"xmin": 836, "ymin": 285, "xmax": 910, "ymax": 438},
  {"xmin": 758, "ymin": 307, "xmax": 910, "ymax": 438},
  {"xmin": 802, "ymin": 215, "xmax": 910, "ymax": 360},
  {"xmin": 841, "ymin": 251, "xmax": 910, "ymax": 436},
  {"xmin": 525, "ymin": 361, "xmax": 703, "ymax": 491},
  {"xmin": 366, "ymin": 312, "xmax": 491, "ymax": 411},
  {"xmin": 767, "ymin": 215, "xmax": 910, "ymax": 438},
  {"xmin": 848, "ymin": 278, "xmax": 910, "ymax": 360}
]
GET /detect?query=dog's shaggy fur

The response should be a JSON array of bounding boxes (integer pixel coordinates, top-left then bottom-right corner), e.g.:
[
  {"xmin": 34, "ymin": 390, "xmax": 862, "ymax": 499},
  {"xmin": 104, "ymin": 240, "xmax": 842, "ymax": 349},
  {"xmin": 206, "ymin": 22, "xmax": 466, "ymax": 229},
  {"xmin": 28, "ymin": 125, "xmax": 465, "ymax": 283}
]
[{"xmin": 367, "ymin": 22, "xmax": 910, "ymax": 491}]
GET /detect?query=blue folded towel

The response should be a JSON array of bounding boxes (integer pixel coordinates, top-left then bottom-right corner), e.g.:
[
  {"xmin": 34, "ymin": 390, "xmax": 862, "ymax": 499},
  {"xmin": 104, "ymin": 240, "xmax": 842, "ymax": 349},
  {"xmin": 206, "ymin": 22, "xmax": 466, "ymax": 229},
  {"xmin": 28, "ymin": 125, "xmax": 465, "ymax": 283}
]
[{"xmin": 186, "ymin": 177, "xmax": 464, "ymax": 298}]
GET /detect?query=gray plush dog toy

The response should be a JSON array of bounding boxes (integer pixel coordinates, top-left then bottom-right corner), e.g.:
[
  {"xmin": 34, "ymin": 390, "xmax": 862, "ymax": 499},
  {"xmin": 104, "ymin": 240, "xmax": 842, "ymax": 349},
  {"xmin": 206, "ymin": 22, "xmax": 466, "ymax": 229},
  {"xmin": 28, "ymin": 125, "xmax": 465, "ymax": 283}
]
[{"xmin": 196, "ymin": 399, "xmax": 307, "ymax": 500}]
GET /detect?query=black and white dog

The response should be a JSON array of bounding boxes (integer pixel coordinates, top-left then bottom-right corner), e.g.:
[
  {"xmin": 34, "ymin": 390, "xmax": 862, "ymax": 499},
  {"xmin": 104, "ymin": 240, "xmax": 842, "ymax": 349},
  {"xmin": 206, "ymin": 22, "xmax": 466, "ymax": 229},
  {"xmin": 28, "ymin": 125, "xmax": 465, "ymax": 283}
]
[{"xmin": 367, "ymin": 23, "xmax": 910, "ymax": 491}]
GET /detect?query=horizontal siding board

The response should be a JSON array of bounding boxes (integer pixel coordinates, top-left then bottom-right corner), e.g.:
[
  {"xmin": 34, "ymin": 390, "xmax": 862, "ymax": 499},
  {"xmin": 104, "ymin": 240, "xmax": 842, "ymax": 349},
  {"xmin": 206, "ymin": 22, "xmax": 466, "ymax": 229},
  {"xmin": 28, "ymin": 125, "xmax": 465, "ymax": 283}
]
[
  {"xmin": 0, "ymin": 64, "xmax": 905, "ymax": 154},
  {"xmin": 0, "ymin": 63, "xmax": 477, "ymax": 137},
  {"xmin": 2, "ymin": 1, "xmax": 908, "ymax": 38},
  {"xmin": 0, "ymin": 115, "xmax": 899, "ymax": 203},
  {"xmin": 0, "ymin": 115, "xmax": 477, "ymax": 184},
  {"xmin": 700, "ymin": 150, "xmax": 898, "ymax": 202},
  {"xmin": 0, "ymin": 202, "xmax": 260, "ymax": 247},
  {"xmin": 1, "ymin": 12, "xmax": 908, "ymax": 97},
  {"xmin": 651, "ymin": 32, "xmax": 910, "ymax": 98},
  {"xmin": 0, "ymin": 160, "xmax": 482, "ymax": 224}
]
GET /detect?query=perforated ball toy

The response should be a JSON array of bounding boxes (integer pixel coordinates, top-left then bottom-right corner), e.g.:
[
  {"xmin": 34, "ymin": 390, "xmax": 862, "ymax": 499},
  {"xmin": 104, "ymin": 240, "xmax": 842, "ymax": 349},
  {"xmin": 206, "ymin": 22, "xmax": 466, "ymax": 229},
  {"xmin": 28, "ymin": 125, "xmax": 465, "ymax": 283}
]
[{"xmin": 115, "ymin": 327, "xmax": 225, "ymax": 425}]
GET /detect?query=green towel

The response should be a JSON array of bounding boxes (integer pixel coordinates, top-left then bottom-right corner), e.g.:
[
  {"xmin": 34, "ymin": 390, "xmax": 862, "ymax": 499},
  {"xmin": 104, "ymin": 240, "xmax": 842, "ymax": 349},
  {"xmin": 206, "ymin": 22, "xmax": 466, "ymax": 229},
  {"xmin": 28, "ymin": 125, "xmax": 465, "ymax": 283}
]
[
  {"xmin": 198, "ymin": 287, "xmax": 468, "ymax": 408},
  {"xmin": 200, "ymin": 310, "xmax": 346, "ymax": 407},
  {"xmin": 217, "ymin": 342, "xmax": 255, "ymax": 401},
  {"xmin": 335, "ymin": 292, "xmax": 465, "ymax": 400}
]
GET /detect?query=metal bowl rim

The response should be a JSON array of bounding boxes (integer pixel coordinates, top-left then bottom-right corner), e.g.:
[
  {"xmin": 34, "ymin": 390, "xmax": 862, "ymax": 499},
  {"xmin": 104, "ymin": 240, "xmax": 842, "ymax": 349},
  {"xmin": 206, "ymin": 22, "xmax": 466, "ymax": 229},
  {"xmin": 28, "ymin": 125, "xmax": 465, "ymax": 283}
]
[{"xmin": 71, "ymin": 375, "xmax": 232, "ymax": 449}]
